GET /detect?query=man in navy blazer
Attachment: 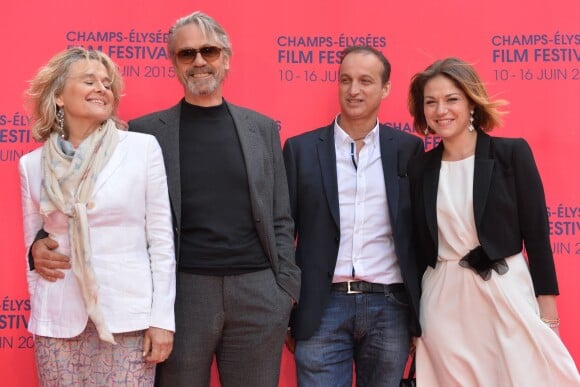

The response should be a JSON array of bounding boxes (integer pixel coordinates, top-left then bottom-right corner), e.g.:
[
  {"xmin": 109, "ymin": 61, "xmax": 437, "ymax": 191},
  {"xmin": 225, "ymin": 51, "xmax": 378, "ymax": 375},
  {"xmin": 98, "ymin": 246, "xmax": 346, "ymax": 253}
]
[{"xmin": 283, "ymin": 46, "xmax": 423, "ymax": 387}]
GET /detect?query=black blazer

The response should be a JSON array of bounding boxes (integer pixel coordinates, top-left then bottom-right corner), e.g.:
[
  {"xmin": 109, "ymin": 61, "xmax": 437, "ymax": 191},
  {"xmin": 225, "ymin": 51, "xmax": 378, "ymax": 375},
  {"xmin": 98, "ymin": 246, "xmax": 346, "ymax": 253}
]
[
  {"xmin": 283, "ymin": 122, "xmax": 424, "ymax": 340},
  {"xmin": 408, "ymin": 130, "xmax": 558, "ymax": 295}
]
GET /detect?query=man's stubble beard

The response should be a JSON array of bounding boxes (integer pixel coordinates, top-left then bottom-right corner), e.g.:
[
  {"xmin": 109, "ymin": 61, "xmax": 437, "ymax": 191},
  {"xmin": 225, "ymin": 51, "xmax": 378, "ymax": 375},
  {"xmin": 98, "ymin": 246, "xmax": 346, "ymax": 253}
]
[{"xmin": 185, "ymin": 76, "xmax": 221, "ymax": 96}]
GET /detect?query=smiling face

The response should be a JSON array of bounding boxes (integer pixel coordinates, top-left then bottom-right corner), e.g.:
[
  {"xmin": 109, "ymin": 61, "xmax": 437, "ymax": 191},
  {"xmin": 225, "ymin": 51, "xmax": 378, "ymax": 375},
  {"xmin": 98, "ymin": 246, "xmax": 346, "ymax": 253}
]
[
  {"xmin": 172, "ymin": 23, "xmax": 230, "ymax": 106},
  {"xmin": 338, "ymin": 51, "xmax": 390, "ymax": 129},
  {"xmin": 423, "ymin": 74, "xmax": 474, "ymax": 141},
  {"xmin": 55, "ymin": 59, "xmax": 114, "ymax": 135}
]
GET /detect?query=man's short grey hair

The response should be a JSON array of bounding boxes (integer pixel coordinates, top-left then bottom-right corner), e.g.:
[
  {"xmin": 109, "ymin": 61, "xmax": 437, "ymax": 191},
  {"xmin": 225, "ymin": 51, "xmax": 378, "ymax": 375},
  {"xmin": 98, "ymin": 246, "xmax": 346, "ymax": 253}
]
[{"xmin": 167, "ymin": 11, "xmax": 233, "ymax": 63}]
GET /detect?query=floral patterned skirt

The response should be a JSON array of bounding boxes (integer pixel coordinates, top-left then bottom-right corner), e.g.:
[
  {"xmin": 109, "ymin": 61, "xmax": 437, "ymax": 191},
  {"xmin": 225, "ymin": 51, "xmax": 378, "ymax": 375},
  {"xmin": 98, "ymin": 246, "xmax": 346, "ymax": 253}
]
[{"xmin": 34, "ymin": 320, "xmax": 155, "ymax": 386}]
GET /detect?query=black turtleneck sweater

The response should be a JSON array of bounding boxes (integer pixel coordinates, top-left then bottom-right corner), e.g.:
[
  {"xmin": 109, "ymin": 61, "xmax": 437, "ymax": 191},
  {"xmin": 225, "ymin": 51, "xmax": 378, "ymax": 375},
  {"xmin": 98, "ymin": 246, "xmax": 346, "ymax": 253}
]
[{"xmin": 178, "ymin": 100, "xmax": 269, "ymax": 275}]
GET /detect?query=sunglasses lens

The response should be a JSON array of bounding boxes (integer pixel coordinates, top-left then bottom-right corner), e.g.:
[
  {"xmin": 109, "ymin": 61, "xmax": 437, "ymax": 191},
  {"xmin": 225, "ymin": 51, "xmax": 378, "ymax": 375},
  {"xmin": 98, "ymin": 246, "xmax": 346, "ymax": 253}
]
[
  {"xmin": 177, "ymin": 49, "xmax": 196, "ymax": 60},
  {"xmin": 200, "ymin": 47, "xmax": 221, "ymax": 60},
  {"xmin": 176, "ymin": 47, "xmax": 222, "ymax": 62}
]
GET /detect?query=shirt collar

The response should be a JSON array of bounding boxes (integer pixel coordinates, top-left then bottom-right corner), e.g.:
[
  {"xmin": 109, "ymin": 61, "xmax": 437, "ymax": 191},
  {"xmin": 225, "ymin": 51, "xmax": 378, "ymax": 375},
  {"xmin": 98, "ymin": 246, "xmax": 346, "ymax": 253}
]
[{"xmin": 333, "ymin": 115, "xmax": 380, "ymax": 147}]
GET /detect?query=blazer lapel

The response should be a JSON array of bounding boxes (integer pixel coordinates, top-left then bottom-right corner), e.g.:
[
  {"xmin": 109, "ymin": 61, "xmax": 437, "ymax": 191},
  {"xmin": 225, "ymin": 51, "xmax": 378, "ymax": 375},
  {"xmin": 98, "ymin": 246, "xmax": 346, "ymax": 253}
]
[
  {"xmin": 473, "ymin": 132, "xmax": 494, "ymax": 228},
  {"xmin": 92, "ymin": 130, "xmax": 126, "ymax": 195},
  {"xmin": 227, "ymin": 102, "xmax": 264, "ymax": 214},
  {"xmin": 317, "ymin": 124, "xmax": 340, "ymax": 229},
  {"xmin": 379, "ymin": 125, "xmax": 399, "ymax": 227},
  {"xmin": 153, "ymin": 104, "xmax": 182, "ymax": 229},
  {"xmin": 424, "ymin": 144, "xmax": 443, "ymax": 244}
]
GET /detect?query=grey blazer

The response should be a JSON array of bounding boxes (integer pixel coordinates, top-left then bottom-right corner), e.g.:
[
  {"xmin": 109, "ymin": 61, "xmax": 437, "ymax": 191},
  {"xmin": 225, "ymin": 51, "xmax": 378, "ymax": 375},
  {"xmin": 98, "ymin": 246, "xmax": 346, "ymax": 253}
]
[{"xmin": 129, "ymin": 100, "xmax": 300, "ymax": 301}]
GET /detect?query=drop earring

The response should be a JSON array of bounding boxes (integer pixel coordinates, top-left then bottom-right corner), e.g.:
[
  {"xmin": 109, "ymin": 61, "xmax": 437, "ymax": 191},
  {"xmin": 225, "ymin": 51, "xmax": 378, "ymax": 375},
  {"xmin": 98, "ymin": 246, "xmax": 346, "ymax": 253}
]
[
  {"xmin": 424, "ymin": 126, "xmax": 429, "ymax": 136},
  {"xmin": 468, "ymin": 109, "xmax": 475, "ymax": 132},
  {"xmin": 56, "ymin": 107, "xmax": 65, "ymax": 138}
]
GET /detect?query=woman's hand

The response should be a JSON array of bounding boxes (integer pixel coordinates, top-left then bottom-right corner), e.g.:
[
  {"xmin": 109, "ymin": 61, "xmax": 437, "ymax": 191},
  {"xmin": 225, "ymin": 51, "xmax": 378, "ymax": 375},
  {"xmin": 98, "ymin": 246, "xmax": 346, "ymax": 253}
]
[
  {"xmin": 142, "ymin": 327, "xmax": 174, "ymax": 363},
  {"xmin": 537, "ymin": 295, "xmax": 560, "ymax": 337}
]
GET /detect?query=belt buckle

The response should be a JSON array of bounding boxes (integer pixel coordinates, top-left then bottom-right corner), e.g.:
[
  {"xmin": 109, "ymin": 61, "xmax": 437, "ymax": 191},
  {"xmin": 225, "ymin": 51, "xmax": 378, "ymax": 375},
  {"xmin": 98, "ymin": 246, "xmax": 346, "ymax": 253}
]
[{"xmin": 347, "ymin": 280, "xmax": 362, "ymax": 294}]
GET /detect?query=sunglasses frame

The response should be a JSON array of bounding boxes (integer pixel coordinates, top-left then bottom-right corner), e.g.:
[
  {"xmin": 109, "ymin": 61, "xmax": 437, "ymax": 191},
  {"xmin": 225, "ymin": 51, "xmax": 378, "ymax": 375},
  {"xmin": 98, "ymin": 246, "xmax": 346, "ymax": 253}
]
[{"xmin": 175, "ymin": 46, "xmax": 222, "ymax": 63}]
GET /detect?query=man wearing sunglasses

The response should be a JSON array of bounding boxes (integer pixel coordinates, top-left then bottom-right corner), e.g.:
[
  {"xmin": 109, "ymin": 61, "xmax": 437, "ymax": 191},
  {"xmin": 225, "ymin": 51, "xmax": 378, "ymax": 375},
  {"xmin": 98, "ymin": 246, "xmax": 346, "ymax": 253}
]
[{"xmin": 29, "ymin": 11, "xmax": 299, "ymax": 387}]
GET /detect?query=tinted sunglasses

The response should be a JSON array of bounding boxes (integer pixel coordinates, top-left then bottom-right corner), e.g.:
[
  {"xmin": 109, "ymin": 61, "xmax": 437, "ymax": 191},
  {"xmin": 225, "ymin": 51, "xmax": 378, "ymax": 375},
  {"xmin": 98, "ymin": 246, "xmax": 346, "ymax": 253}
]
[{"xmin": 175, "ymin": 46, "xmax": 222, "ymax": 62}]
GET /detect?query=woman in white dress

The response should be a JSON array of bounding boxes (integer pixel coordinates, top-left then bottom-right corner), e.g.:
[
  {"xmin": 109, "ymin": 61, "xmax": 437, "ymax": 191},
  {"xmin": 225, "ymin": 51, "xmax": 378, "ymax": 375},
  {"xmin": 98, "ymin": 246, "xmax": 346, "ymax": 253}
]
[{"xmin": 406, "ymin": 57, "xmax": 580, "ymax": 386}]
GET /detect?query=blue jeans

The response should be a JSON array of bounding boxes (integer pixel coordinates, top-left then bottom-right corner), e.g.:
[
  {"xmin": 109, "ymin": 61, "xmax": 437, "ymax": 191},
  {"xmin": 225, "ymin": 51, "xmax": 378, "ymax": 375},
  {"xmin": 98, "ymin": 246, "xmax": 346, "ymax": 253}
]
[{"xmin": 294, "ymin": 289, "xmax": 411, "ymax": 387}]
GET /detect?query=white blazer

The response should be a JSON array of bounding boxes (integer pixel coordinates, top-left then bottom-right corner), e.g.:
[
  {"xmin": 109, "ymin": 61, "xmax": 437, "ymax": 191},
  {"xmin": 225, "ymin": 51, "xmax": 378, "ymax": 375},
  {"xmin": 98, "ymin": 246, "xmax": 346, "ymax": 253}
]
[{"xmin": 19, "ymin": 130, "xmax": 175, "ymax": 338}]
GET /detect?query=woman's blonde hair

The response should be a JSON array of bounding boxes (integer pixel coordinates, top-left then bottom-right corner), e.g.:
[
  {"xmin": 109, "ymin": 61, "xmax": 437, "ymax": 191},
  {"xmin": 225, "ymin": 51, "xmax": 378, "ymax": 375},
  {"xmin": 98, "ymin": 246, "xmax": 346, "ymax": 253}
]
[{"xmin": 26, "ymin": 47, "xmax": 124, "ymax": 142}]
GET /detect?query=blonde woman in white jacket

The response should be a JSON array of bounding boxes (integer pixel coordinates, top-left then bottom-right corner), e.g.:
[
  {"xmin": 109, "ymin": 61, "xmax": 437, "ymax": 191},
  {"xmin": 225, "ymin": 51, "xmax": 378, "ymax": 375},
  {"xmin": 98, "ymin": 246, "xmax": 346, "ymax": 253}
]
[{"xmin": 20, "ymin": 47, "xmax": 175, "ymax": 386}]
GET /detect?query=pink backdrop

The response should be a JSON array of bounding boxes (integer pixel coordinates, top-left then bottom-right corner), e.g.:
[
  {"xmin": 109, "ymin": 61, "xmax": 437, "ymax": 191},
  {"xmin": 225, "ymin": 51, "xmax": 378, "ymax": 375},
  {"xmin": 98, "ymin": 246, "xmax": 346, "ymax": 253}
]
[{"xmin": 2, "ymin": 1, "xmax": 579, "ymax": 385}]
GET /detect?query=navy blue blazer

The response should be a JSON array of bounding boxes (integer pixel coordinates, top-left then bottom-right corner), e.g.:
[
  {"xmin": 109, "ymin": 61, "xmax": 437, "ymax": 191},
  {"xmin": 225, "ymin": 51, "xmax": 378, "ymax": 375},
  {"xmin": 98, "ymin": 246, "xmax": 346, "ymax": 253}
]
[
  {"xmin": 408, "ymin": 130, "xmax": 558, "ymax": 296},
  {"xmin": 283, "ymin": 122, "xmax": 424, "ymax": 339}
]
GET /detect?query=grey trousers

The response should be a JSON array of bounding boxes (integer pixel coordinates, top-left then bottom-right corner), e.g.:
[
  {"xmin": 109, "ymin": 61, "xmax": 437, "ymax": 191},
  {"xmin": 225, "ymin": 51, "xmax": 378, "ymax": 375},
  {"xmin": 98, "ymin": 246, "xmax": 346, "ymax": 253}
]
[{"xmin": 157, "ymin": 269, "xmax": 293, "ymax": 387}]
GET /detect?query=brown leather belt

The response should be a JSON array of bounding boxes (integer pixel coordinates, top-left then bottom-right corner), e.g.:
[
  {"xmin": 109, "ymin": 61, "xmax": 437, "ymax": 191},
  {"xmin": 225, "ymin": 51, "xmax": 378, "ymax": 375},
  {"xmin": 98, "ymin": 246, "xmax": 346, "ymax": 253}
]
[{"xmin": 331, "ymin": 280, "xmax": 405, "ymax": 294}]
